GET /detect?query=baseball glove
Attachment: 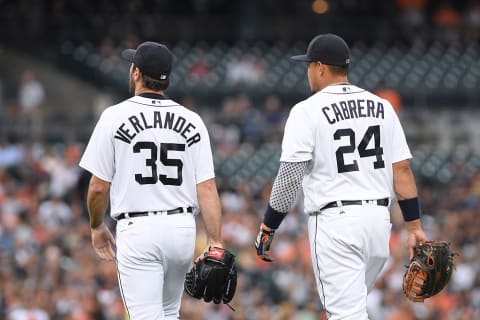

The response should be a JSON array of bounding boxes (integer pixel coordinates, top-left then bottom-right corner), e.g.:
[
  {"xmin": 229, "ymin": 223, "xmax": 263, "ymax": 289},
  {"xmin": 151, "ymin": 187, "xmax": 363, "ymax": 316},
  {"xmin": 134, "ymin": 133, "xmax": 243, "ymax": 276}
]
[
  {"xmin": 184, "ymin": 247, "xmax": 237, "ymax": 307},
  {"xmin": 402, "ymin": 241, "xmax": 456, "ymax": 302}
]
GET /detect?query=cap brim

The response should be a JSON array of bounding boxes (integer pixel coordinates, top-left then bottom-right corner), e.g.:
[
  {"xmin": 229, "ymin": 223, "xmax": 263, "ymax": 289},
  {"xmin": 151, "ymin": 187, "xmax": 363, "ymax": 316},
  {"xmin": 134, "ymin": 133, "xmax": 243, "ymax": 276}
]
[
  {"xmin": 290, "ymin": 54, "xmax": 311, "ymax": 62},
  {"xmin": 121, "ymin": 49, "xmax": 136, "ymax": 62}
]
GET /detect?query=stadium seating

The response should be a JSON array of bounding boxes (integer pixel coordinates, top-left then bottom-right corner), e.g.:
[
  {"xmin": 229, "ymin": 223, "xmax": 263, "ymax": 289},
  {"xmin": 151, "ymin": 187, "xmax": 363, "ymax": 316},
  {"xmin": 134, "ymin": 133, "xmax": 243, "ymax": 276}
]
[{"xmin": 59, "ymin": 40, "xmax": 480, "ymax": 100}]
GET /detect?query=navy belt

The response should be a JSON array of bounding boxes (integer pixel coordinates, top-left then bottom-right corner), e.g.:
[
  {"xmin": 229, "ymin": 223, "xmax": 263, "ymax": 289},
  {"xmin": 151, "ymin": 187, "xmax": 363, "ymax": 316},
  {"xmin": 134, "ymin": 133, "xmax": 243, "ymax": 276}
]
[
  {"xmin": 116, "ymin": 206, "xmax": 193, "ymax": 221},
  {"xmin": 309, "ymin": 198, "xmax": 389, "ymax": 216}
]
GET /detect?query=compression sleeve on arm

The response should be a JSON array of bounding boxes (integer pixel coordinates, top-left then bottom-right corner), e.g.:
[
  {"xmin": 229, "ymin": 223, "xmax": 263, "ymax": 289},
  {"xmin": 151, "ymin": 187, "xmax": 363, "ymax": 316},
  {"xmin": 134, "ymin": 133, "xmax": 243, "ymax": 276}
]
[{"xmin": 262, "ymin": 160, "xmax": 310, "ymax": 229}]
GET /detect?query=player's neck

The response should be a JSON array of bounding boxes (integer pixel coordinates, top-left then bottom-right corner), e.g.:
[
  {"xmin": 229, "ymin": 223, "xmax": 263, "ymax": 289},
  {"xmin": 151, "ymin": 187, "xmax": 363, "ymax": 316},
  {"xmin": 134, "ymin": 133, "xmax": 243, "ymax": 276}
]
[
  {"xmin": 135, "ymin": 87, "xmax": 165, "ymax": 96},
  {"xmin": 319, "ymin": 76, "xmax": 349, "ymax": 90},
  {"xmin": 327, "ymin": 76, "xmax": 349, "ymax": 86}
]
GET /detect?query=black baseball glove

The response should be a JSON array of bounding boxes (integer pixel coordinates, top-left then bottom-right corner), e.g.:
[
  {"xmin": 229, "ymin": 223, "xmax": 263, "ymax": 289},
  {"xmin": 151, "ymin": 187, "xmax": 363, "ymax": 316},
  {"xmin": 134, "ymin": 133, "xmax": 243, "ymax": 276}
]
[
  {"xmin": 402, "ymin": 241, "xmax": 456, "ymax": 302},
  {"xmin": 184, "ymin": 247, "xmax": 237, "ymax": 306}
]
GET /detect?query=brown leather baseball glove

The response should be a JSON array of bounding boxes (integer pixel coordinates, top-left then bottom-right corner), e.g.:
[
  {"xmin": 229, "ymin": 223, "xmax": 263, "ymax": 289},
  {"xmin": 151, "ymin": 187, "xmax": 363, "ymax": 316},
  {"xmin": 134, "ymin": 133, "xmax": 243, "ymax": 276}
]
[{"xmin": 402, "ymin": 241, "xmax": 456, "ymax": 302}]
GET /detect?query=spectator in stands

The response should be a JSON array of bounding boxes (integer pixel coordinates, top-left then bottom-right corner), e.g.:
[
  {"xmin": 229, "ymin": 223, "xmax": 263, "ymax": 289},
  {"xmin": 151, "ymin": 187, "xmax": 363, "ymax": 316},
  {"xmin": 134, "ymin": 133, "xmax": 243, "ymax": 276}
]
[
  {"xmin": 396, "ymin": 0, "xmax": 428, "ymax": 41},
  {"xmin": 98, "ymin": 38, "xmax": 124, "ymax": 75},
  {"xmin": 99, "ymin": 37, "xmax": 116, "ymax": 59},
  {"xmin": 40, "ymin": 145, "xmax": 81, "ymax": 198},
  {"xmin": 18, "ymin": 70, "xmax": 45, "ymax": 138},
  {"xmin": 236, "ymin": 94, "xmax": 263, "ymax": 143},
  {"xmin": 188, "ymin": 54, "xmax": 211, "ymax": 80},
  {"xmin": 0, "ymin": 136, "xmax": 23, "ymax": 168},
  {"xmin": 464, "ymin": 1, "xmax": 480, "ymax": 41},
  {"xmin": 225, "ymin": 54, "xmax": 265, "ymax": 85},
  {"xmin": 433, "ymin": 1, "xmax": 462, "ymax": 41},
  {"xmin": 37, "ymin": 191, "xmax": 72, "ymax": 230},
  {"xmin": 262, "ymin": 95, "xmax": 285, "ymax": 141}
]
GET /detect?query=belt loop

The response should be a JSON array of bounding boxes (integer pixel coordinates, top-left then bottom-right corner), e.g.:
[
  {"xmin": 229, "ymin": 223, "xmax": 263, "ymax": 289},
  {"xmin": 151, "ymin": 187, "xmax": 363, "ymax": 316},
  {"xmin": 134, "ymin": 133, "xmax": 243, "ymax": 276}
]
[
  {"xmin": 125, "ymin": 213, "xmax": 130, "ymax": 219},
  {"xmin": 336, "ymin": 200, "xmax": 343, "ymax": 208}
]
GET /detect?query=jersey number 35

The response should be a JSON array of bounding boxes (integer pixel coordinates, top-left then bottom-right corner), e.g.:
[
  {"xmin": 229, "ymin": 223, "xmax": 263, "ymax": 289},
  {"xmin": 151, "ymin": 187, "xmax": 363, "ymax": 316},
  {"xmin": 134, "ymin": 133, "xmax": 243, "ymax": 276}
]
[{"xmin": 133, "ymin": 141, "xmax": 185, "ymax": 186}]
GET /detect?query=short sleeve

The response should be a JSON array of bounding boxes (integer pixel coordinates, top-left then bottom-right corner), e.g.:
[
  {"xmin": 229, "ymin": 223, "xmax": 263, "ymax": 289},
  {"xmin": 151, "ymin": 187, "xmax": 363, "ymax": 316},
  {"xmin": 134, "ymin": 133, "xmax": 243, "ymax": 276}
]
[
  {"xmin": 391, "ymin": 111, "xmax": 412, "ymax": 163},
  {"xmin": 280, "ymin": 104, "xmax": 315, "ymax": 162},
  {"xmin": 79, "ymin": 110, "xmax": 115, "ymax": 181},
  {"xmin": 191, "ymin": 116, "xmax": 215, "ymax": 183}
]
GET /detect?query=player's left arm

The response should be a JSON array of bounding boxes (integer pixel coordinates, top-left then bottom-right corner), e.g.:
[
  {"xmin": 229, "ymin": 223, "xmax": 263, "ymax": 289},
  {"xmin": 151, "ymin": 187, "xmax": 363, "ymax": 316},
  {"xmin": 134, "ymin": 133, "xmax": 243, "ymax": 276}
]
[
  {"xmin": 393, "ymin": 159, "xmax": 428, "ymax": 259},
  {"xmin": 389, "ymin": 108, "xmax": 428, "ymax": 258},
  {"xmin": 191, "ymin": 114, "xmax": 223, "ymax": 258},
  {"xmin": 196, "ymin": 178, "xmax": 223, "ymax": 260},
  {"xmin": 87, "ymin": 175, "xmax": 115, "ymax": 261}
]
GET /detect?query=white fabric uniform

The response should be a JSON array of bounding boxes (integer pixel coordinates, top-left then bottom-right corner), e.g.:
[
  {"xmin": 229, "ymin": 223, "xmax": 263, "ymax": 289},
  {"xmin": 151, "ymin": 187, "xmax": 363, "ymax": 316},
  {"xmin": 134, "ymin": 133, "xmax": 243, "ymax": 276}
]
[
  {"xmin": 281, "ymin": 84, "xmax": 411, "ymax": 320},
  {"xmin": 79, "ymin": 94, "xmax": 215, "ymax": 320}
]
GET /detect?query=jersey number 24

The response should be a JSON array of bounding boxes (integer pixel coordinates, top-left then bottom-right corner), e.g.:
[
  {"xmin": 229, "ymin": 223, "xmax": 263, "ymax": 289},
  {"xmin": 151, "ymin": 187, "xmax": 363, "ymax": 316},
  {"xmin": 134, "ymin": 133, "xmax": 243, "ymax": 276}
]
[{"xmin": 334, "ymin": 125, "xmax": 385, "ymax": 173}]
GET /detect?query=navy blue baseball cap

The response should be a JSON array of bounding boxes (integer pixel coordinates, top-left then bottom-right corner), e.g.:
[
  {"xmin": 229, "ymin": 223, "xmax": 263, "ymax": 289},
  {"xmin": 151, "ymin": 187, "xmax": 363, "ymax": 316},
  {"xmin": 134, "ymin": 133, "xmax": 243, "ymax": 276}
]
[
  {"xmin": 121, "ymin": 41, "xmax": 173, "ymax": 80},
  {"xmin": 291, "ymin": 34, "xmax": 350, "ymax": 66}
]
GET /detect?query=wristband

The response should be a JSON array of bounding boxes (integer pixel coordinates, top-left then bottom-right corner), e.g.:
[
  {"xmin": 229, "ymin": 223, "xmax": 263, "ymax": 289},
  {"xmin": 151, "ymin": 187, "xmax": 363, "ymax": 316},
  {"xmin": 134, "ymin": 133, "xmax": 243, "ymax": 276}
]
[
  {"xmin": 262, "ymin": 204, "xmax": 287, "ymax": 230},
  {"xmin": 398, "ymin": 197, "xmax": 421, "ymax": 221}
]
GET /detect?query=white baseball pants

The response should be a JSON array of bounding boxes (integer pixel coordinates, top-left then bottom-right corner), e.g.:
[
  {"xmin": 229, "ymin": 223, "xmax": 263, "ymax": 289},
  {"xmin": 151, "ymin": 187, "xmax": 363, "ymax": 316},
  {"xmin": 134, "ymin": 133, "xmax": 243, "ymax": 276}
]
[
  {"xmin": 116, "ymin": 213, "xmax": 196, "ymax": 320},
  {"xmin": 308, "ymin": 205, "xmax": 391, "ymax": 320}
]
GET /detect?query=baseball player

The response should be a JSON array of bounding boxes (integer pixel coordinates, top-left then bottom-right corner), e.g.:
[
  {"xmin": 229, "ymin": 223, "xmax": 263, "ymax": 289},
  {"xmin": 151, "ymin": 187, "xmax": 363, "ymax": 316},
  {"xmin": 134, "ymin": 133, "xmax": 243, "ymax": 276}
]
[
  {"xmin": 255, "ymin": 34, "xmax": 428, "ymax": 320},
  {"xmin": 79, "ymin": 41, "xmax": 223, "ymax": 320}
]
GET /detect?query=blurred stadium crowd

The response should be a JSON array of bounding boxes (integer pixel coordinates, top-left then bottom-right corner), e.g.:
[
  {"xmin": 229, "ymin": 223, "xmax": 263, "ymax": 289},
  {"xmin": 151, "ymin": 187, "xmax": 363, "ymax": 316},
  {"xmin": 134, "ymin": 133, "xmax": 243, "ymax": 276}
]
[
  {"xmin": 1, "ymin": 0, "xmax": 480, "ymax": 319},
  {"xmin": 1, "ymin": 94, "xmax": 480, "ymax": 320}
]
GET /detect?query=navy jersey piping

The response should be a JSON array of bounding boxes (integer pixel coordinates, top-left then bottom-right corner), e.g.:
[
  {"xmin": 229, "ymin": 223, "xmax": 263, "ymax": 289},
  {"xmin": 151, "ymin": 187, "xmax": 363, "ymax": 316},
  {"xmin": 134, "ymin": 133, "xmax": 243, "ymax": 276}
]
[{"xmin": 129, "ymin": 100, "xmax": 179, "ymax": 107}]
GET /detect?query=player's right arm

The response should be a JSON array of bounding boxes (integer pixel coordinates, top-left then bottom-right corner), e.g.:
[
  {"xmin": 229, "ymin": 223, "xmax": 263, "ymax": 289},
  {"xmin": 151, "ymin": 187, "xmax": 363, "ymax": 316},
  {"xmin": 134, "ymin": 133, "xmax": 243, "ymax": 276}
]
[
  {"xmin": 86, "ymin": 175, "xmax": 116, "ymax": 261},
  {"xmin": 79, "ymin": 109, "xmax": 116, "ymax": 261},
  {"xmin": 255, "ymin": 160, "xmax": 310, "ymax": 261},
  {"xmin": 393, "ymin": 159, "xmax": 428, "ymax": 259}
]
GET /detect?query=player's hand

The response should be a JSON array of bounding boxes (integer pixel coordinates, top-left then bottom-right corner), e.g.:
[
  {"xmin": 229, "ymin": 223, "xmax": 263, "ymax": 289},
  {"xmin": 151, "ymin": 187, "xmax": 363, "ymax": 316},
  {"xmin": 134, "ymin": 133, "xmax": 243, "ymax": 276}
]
[
  {"xmin": 195, "ymin": 242, "xmax": 223, "ymax": 263},
  {"xmin": 405, "ymin": 220, "xmax": 428, "ymax": 259},
  {"xmin": 255, "ymin": 224, "xmax": 275, "ymax": 262},
  {"xmin": 91, "ymin": 222, "xmax": 116, "ymax": 261}
]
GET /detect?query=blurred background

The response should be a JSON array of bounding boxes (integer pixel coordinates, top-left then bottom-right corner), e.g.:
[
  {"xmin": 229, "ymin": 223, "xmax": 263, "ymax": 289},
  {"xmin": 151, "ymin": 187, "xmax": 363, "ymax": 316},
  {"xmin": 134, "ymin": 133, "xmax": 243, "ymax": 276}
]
[{"xmin": 0, "ymin": 0, "xmax": 480, "ymax": 319}]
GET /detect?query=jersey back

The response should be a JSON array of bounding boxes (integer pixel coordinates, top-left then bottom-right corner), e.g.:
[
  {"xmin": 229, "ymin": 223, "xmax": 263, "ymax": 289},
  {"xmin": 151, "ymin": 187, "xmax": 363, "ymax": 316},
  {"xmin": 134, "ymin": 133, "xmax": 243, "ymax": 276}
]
[
  {"xmin": 79, "ymin": 96, "xmax": 214, "ymax": 217},
  {"xmin": 280, "ymin": 84, "xmax": 411, "ymax": 213}
]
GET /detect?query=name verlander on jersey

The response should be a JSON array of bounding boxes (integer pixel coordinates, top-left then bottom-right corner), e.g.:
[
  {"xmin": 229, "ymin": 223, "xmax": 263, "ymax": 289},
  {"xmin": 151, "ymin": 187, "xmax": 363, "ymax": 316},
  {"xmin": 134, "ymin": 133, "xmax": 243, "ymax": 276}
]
[
  {"xmin": 114, "ymin": 111, "xmax": 201, "ymax": 147},
  {"xmin": 322, "ymin": 99, "xmax": 385, "ymax": 124}
]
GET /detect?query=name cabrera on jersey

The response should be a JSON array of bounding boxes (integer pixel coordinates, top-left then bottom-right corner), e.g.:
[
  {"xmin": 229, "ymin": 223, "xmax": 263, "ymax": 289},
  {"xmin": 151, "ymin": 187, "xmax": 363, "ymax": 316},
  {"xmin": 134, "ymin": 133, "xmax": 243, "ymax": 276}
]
[
  {"xmin": 280, "ymin": 84, "xmax": 412, "ymax": 213},
  {"xmin": 79, "ymin": 96, "xmax": 215, "ymax": 217}
]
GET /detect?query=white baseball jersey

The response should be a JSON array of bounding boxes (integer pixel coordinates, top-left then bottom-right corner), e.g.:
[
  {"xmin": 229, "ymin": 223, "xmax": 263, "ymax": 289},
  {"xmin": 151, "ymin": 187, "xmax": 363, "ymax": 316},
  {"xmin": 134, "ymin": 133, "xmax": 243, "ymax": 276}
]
[
  {"xmin": 79, "ymin": 95, "xmax": 214, "ymax": 217},
  {"xmin": 281, "ymin": 83, "xmax": 411, "ymax": 213}
]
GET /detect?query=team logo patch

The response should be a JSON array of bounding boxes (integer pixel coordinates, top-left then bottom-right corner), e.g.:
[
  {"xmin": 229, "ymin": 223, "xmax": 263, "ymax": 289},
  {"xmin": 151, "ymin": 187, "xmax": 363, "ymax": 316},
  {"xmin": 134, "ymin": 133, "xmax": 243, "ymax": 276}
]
[{"xmin": 207, "ymin": 247, "xmax": 225, "ymax": 260}]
